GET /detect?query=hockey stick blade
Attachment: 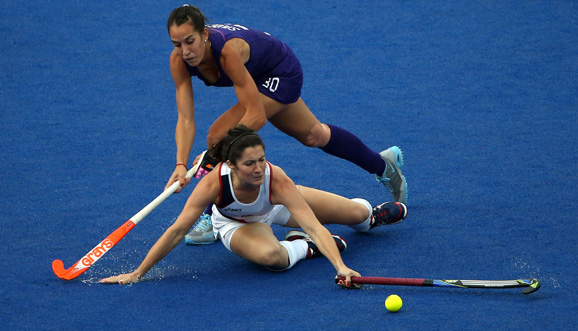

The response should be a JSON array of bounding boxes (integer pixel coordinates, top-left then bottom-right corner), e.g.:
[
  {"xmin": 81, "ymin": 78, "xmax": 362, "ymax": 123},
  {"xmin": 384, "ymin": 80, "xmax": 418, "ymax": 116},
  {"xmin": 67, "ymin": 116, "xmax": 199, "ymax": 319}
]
[
  {"xmin": 522, "ymin": 278, "xmax": 541, "ymax": 294},
  {"xmin": 335, "ymin": 276, "xmax": 541, "ymax": 295},
  {"xmin": 52, "ymin": 220, "xmax": 136, "ymax": 280},
  {"xmin": 52, "ymin": 259, "xmax": 68, "ymax": 279}
]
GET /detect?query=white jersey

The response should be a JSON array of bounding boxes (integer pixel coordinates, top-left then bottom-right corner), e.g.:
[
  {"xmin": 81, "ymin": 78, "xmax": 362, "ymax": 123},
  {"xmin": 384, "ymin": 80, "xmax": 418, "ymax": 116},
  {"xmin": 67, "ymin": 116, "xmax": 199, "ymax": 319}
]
[{"xmin": 215, "ymin": 162, "xmax": 275, "ymax": 223}]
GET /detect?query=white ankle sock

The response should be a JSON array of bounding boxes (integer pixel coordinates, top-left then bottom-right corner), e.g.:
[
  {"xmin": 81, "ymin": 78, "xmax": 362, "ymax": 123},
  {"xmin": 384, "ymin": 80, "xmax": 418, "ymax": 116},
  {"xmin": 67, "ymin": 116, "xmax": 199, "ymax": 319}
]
[
  {"xmin": 279, "ymin": 240, "xmax": 309, "ymax": 270},
  {"xmin": 348, "ymin": 198, "xmax": 372, "ymax": 232}
]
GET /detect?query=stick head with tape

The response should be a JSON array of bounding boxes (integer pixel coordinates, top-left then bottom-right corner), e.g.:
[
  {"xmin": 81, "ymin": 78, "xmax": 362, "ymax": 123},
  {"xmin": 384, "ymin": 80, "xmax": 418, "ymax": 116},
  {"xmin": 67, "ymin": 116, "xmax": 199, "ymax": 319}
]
[{"xmin": 522, "ymin": 278, "xmax": 541, "ymax": 294}]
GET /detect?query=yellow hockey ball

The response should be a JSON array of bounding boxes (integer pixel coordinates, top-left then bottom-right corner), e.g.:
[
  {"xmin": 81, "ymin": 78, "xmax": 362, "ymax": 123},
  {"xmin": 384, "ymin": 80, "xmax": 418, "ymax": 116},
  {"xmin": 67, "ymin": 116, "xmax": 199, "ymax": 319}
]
[{"xmin": 385, "ymin": 294, "xmax": 403, "ymax": 312}]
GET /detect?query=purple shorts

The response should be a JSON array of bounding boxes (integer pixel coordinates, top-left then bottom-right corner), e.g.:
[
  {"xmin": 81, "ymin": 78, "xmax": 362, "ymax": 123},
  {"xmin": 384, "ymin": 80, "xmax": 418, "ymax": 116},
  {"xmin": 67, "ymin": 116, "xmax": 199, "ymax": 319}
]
[{"xmin": 254, "ymin": 53, "xmax": 303, "ymax": 104}]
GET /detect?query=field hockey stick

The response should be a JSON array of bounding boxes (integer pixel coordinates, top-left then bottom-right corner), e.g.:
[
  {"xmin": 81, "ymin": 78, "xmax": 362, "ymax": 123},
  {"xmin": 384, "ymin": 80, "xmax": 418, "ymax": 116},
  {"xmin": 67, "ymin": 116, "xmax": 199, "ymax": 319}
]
[
  {"xmin": 52, "ymin": 167, "xmax": 197, "ymax": 280},
  {"xmin": 335, "ymin": 276, "xmax": 541, "ymax": 294}
]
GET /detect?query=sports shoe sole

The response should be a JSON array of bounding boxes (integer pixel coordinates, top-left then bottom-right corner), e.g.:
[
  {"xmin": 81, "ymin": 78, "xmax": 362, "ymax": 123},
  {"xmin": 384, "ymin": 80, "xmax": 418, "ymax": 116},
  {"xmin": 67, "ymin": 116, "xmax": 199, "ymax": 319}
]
[{"xmin": 184, "ymin": 232, "xmax": 217, "ymax": 245}]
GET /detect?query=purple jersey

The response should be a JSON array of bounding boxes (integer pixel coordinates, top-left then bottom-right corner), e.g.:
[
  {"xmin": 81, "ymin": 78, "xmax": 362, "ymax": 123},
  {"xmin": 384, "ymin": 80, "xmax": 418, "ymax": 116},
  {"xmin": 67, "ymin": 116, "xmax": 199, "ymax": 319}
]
[{"xmin": 184, "ymin": 23, "xmax": 303, "ymax": 104}]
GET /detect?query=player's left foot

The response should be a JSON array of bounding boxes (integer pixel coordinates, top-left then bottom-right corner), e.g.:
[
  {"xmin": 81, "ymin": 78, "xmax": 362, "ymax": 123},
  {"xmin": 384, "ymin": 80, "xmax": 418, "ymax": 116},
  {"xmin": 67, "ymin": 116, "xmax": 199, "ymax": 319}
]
[
  {"xmin": 284, "ymin": 230, "xmax": 347, "ymax": 258},
  {"xmin": 376, "ymin": 146, "xmax": 408, "ymax": 204},
  {"xmin": 371, "ymin": 202, "xmax": 407, "ymax": 228},
  {"xmin": 184, "ymin": 213, "xmax": 217, "ymax": 245}
]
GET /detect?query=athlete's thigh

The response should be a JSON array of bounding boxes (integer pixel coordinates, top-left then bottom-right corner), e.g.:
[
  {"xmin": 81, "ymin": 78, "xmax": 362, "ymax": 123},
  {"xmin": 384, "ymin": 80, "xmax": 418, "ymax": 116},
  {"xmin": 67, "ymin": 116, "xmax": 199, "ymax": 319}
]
[
  {"xmin": 264, "ymin": 96, "xmax": 321, "ymax": 144},
  {"xmin": 229, "ymin": 222, "xmax": 280, "ymax": 261},
  {"xmin": 207, "ymin": 103, "xmax": 246, "ymax": 148},
  {"xmin": 296, "ymin": 185, "xmax": 369, "ymax": 225}
]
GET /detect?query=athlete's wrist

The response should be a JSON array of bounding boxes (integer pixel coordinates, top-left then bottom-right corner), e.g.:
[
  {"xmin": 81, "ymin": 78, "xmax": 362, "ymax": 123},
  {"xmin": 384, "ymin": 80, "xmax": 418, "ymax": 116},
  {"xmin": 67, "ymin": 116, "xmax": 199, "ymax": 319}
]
[{"xmin": 175, "ymin": 163, "xmax": 188, "ymax": 170}]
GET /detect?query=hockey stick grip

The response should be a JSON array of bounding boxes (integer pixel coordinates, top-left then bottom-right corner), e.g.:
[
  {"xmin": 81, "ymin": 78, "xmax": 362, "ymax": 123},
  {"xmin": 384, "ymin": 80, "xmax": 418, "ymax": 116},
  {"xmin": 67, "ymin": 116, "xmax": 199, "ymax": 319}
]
[{"xmin": 335, "ymin": 275, "xmax": 428, "ymax": 286}]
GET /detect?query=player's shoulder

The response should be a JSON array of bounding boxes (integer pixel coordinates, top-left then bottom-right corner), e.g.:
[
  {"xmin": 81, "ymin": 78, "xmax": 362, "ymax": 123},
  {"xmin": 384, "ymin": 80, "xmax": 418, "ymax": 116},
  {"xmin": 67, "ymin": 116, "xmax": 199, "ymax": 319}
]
[
  {"xmin": 169, "ymin": 50, "xmax": 187, "ymax": 70},
  {"xmin": 169, "ymin": 50, "xmax": 192, "ymax": 80},
  {"xmin": 268, "ymin": 162, "xmax": 299, "ymax": 205},
  {"xmin": 268, "ymin": 161, "xmax": 283, "ymax": 173},
  {"xmin": 169, "ymin": 48, "xmax": 181, "ymax": 63},
  {"xmin": 268, "ymin": 163, "xmax": 293, "ymax": 184}
]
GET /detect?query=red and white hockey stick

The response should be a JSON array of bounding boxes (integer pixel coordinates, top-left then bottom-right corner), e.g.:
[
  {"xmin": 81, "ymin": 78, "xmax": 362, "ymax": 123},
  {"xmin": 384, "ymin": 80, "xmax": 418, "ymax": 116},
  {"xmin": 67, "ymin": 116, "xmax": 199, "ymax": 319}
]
[
  {"xmin": 335, "ymin": 275, "xmax": 541, "ymax": 294},
  {"xmin": 52, "ymin": 167, "xmax": 197, "ymax": 280}
]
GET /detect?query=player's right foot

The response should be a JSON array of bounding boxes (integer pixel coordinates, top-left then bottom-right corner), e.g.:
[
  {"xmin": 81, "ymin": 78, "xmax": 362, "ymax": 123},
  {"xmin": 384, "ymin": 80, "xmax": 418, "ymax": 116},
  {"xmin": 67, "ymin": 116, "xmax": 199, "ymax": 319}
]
[
  {"xmin": 284, "ymin": 230, "xmax": 347, "ymax": 258},
  {"xmin": 376, "ymin": 146, "xmax": 408, "ymax": 204},
  {"xmin": 184, "ymin": 213, "xmax": 217, "ymax": 245},
  {"xmin": 371, "ymin": 202, "xmax": 407, "ymax": 228}
]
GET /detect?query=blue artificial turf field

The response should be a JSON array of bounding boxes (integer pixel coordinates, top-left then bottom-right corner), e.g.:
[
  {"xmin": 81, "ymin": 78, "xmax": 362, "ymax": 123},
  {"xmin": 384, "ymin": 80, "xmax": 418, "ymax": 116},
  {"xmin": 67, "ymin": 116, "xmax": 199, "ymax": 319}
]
[{"xmin": 1, "ymin": 1, "xmax": 576, "ymax": 329}]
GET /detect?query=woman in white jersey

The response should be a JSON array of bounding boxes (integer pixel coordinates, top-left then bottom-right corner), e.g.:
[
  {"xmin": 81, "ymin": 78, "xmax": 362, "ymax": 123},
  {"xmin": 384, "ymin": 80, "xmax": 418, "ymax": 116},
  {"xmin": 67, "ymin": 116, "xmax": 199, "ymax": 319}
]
[{"xmin": 101, "ymin": 125, "xmax": 407, "ymax": 287}]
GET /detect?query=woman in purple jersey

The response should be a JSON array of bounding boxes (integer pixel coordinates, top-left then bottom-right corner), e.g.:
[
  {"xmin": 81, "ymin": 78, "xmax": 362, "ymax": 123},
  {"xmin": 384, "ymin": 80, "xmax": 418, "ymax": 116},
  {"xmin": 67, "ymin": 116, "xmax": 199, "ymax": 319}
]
[
  {"xmin": 101, "ymin": 126, "xmax": 407, "ymax": 286},
  {"xmin": 163, "ymin": 5, "xmax": 407, "ymax": 244}
]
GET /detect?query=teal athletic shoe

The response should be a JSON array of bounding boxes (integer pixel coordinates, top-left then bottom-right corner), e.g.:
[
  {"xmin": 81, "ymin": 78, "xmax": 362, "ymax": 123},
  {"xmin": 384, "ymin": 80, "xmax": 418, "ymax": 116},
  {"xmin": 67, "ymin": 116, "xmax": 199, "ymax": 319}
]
[
  {"xmin": 376, "ymin": 146, "xmax": 408, "ymax": 204},
  {"xmin": 184, "ymin": 213, "xmax": 217, "ymax": 245}
]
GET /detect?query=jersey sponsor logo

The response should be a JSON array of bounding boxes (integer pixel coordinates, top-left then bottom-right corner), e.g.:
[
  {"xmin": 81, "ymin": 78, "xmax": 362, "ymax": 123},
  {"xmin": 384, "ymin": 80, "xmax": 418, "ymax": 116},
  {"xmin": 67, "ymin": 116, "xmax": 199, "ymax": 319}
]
[{"xmin": 223, "ymin": 207, "xmax": 242, "ymax": 212}]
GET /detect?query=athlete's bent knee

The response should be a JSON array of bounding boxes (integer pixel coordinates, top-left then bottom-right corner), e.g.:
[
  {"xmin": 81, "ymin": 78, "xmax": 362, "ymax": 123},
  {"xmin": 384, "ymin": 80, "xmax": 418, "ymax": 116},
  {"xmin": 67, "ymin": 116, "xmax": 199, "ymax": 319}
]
[
  {"xmin": 257, "ymin": 245, "xmax": 287, "ymax": 269},
  {"xmin": 304, "ymin": 123, "xmax": 331, "ymax": 148}
]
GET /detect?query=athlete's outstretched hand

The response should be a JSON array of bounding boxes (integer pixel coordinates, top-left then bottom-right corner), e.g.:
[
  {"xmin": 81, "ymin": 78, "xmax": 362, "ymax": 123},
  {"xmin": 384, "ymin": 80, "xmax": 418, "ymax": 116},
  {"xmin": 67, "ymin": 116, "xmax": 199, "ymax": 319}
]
[
  {"xmin": 336, "ymin": 266, "xmax": 361, "ymax": 288},
  {"xmin": 100, "ymin": 271, "xmax": 140, "ymax": 285}
]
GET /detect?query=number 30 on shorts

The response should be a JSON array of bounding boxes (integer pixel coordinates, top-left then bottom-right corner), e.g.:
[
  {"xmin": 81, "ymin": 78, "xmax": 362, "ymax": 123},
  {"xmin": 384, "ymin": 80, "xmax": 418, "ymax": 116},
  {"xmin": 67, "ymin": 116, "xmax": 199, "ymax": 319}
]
[{"xmin": 262, "ymin": 77, "xmax": 280, "ymax": 92}]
